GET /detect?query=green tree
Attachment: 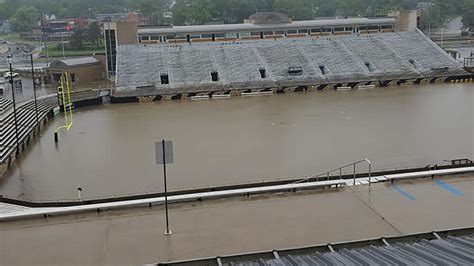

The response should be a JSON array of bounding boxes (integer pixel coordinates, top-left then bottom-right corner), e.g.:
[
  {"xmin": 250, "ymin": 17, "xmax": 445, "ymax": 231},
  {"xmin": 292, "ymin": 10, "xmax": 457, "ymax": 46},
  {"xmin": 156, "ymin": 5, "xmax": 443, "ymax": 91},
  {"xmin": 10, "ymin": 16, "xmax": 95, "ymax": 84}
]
[
  {"xmin": 461, "ymin": 0, "xmax": 474, "ymax": 28},
  {"xmin": 137, "ymin": 0, "xmax": 157, "ymax": 25},
  {"xmin": 0, "ymin": 3, "xmax": 11, "ymax": 20},
  {"xmin": 84, "ymin": 22, "xmax": 102, "ymax": 47},
  {"xmin": 69, "ymin": 28, "xmax": 85, "ymax": 49},
  {"xmin": 11, "ymin": 6, "xmax": 40, "ymax": 32},
  {"xmin": 274, "ymin": 0, "xmax": 316, "ymax": 20},
  {"xmin": 172, "ymin": 0, "xmax": 217, "ymax": 25}
]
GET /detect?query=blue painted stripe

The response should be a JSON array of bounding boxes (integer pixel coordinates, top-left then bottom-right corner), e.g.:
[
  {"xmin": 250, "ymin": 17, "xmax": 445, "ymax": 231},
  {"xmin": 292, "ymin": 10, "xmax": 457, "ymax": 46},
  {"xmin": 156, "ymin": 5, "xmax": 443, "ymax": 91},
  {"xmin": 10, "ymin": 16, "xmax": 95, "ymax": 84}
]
[
  {"xmin": 393, "ymin": 185, "xmax": 416, "ymax": 201},
  {"xmin": 436, "ymin": 180, "xmax": 464, "ymax": 196}
]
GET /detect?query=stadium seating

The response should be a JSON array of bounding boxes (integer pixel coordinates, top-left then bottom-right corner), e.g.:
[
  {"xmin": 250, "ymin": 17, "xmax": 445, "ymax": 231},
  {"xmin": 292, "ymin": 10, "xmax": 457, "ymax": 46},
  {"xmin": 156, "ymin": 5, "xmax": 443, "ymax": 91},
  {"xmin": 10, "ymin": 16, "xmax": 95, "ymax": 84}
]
[{"xmin": 115, "ymin": 31, "xmax": 466, "ymax": 93}]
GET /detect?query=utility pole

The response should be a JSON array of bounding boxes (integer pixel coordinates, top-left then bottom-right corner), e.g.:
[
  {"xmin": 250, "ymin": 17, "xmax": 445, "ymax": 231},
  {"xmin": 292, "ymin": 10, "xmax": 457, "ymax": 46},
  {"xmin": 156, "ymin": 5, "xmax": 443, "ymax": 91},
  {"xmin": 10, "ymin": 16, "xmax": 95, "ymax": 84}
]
[
  {"xmin": 41, "ymin": 11, "xmax": 49, "ymax": 59},
  {"xmin": 62, "ymin": 34, "xmax": 65, "ymax": 59},
  {"xmin": 7, "ymin": 55, "xmax": 20, "ymax": 154},
  {"xmin": 427, "ymin": 4, "xmax": 431, "ymax": 37},
  {"xmin": 155, "ymin": 140, "xmax": 174, "ymax": 236},
  {"xmin": 162, "ymin": 139, "xmax": 171, "ymax": 235},
  {"xmin": 29, "ymin": 54, "xmax": 39, "ymax": 128}
]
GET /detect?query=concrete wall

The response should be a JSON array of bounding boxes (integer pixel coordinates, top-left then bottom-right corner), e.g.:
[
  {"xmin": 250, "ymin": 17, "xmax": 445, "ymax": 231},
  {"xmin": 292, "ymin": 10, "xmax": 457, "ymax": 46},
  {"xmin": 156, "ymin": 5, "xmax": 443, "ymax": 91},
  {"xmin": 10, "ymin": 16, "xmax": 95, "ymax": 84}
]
[
  {"xmin": 48, "ymin": 64, "xmax": 105, "ymax": 85},
  {"xmin": 389, "ymin": 10, "xmax": 418, "ymax": 32},
  {"xmin": 114, "ymin": 21, "xmax": 138, "ymax": 45}
]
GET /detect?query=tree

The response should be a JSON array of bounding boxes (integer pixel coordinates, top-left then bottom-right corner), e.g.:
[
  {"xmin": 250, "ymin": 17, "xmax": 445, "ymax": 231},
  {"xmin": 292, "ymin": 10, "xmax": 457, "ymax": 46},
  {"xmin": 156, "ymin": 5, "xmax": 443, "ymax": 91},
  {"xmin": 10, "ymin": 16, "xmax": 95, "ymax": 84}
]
[
  {"xmin": 11, "ymin": 6, "xmax": 40, "ymax": 32},
  {"xmin": 274, "ymin": 0, "xmax": 317, "ymax": 20},
  {"xmin": 84, "ymin": 22, "xmax": 102, "ymax": 47},
  {"xmin": 0, "ymin": 3, "xmax": 11, "ymax": 20},
  {"xmin": 69, "ymin": 28, "xmax": 85, "ymax": 49},
  {"xmin": 172, "ymin": 0, "xmax": 217, "ymax": 25},
  {"xmin": 137, "ymin": 0, "xmax": 156, "ymax": 25},
  {"xmin": 461, "ymin": 0, "xmax": 474, "ymax": 29}
]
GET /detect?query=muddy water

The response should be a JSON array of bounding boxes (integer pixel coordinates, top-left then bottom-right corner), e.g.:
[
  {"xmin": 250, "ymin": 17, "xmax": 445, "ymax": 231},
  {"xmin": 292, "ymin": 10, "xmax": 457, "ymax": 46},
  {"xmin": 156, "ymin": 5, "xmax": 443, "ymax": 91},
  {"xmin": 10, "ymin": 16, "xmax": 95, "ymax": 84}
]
[{"xmin": 0, "ymin": 83, "xmax": 472, "ymax": 201}]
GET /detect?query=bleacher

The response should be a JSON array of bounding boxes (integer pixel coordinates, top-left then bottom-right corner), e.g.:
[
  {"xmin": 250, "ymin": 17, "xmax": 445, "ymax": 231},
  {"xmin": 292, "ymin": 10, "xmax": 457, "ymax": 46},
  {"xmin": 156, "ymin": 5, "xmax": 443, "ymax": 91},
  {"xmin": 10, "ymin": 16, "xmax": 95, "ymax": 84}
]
[
  {"xmin": 300, "ymin": 39, "xmax": 368, "ymax": 82},
  {"xmin": 0, "ymin": 97, "xmax": 57, "ymax": 164},
  {"xmin": 212, "ymin": 45, "xmax": 266, "ymax": 86},
  {"xmin": 381, "ymin": 31, "xmax": 465, "ymax": 76},
  {"xmin": 256, "ymin": 42, "xmax": 322, "ymax": 81},
  {"xmin": 115, "ymin": 31, "xmax": 468, "ymax": 95},
  {"xmin": 167, "ymin": 46, "xmax": 216, "ymax": 87},
  {"xmin": 341, "ymin": 36, "xmax": 415, "ymax": 78},
  {"xmin": 0, "ymin": 98, "xmax": 13, "ymax": 115}
]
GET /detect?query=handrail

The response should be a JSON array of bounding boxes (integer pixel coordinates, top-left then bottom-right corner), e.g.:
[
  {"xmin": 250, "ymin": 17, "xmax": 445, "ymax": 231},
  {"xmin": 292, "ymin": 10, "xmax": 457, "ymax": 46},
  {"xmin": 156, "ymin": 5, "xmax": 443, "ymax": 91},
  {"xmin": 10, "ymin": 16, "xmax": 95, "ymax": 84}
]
[{"xmin": 294, "ymin": 159, "xmax": 372, "ymax": 186}]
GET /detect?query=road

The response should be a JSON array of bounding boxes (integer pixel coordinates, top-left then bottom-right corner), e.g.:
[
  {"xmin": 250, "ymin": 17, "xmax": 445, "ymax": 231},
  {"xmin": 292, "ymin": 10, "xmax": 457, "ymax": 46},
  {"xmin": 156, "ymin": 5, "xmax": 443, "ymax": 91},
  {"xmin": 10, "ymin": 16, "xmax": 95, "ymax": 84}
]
[{"xmin": 0, "ymin": 38, "xmax": 47, "ymax": 70}]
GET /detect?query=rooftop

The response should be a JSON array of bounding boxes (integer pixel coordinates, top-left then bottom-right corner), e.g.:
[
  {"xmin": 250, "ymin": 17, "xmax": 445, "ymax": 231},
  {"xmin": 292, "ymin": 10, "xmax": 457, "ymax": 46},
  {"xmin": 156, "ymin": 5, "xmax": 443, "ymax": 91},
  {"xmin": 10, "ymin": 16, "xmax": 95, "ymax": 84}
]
[
  {"xmin": 161, "ymin": 229, "xmax": 474, "ymax": 265},
  {"xmin": 137, "ymin": 17, "xmax": 396, "ymax": 35},
  {"xmin": 49, "ymin": 56, "xmax": 100, "ymax": 68}
]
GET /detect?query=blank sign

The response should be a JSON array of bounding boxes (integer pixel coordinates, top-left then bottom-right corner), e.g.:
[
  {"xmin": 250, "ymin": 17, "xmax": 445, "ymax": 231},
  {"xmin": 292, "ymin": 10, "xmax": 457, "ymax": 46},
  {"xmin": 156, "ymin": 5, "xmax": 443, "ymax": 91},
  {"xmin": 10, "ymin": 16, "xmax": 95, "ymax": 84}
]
[{"xmin": 155, "ymin": 140, "xmax": 174, "ymax": 165}]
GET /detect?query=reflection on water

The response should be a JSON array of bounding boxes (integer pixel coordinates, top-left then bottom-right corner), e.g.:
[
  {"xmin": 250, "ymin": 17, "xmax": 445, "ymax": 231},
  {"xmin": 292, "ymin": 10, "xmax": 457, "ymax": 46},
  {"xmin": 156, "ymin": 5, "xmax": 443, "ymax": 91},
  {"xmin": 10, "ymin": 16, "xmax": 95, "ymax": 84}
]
[{"xmin": 0, "ymin": 83, "xmax": 472, "ymax": 201}]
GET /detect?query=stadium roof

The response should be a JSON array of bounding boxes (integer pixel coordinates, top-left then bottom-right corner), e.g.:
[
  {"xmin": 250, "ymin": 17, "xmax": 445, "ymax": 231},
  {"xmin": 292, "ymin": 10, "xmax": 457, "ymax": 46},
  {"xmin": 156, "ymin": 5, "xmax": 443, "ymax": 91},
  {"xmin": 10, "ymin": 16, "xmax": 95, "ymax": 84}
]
[
  {"xmin": 137, "ymin": 18, "xmax": 396, "ymax": 35},
  {"xmin": 49, "ymin": 57, "xmax": 100, "ymax": 68}
]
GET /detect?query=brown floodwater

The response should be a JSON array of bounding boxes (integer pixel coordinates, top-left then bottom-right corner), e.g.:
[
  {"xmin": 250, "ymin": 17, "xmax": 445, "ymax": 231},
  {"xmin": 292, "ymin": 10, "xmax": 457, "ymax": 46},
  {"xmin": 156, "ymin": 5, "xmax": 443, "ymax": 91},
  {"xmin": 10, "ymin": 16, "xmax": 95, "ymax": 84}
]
[{"xmin": 0, "ymin": 83, "xmax": 473, "ymax": 201}]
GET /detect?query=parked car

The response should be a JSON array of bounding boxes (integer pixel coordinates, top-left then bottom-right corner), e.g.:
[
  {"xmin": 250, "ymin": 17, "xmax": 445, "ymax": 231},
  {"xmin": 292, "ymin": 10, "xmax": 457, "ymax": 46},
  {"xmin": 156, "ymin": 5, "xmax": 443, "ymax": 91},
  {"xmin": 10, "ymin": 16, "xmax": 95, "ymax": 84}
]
[{"xmin": 3, "ymin": 72, "xmax": 19, "ymax": 79}]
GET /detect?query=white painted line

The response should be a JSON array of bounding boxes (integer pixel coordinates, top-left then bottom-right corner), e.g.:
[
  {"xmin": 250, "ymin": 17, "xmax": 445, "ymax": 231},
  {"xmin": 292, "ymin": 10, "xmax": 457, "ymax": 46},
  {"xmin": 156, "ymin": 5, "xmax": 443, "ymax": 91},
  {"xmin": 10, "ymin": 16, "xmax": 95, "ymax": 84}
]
[{"xmin": 386, "ymin": 167, "xmax": 474, "ymax": 181}]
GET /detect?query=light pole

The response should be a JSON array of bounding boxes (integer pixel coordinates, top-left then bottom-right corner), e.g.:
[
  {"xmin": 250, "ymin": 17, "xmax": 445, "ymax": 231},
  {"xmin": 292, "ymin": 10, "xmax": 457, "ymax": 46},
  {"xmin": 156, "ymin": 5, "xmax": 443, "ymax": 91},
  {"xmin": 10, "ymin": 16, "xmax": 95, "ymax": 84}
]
[
  {"xmin": 41, "ymin": 11, "xmax": 49, "ymax": 59},
  {"xmin": 7, "ymin": 55, "xmax": 20, "ymax": 154},
  {"xmin": 61, "ymin": 34, "xmax": 65, "ymax": 59},
  {"xmin": 27, "ymin": 53, "xmax": 39, "ymax": 128}
]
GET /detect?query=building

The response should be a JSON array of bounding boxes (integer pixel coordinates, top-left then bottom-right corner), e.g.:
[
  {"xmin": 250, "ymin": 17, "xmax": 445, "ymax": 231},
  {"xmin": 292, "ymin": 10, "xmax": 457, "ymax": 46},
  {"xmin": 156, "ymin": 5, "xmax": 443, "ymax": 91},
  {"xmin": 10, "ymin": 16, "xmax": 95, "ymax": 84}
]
[
  {"xmin": 103, "ymin": 21, "xmax": 139, "ymax": 77},
  {"xmin": 106, "ymin": 12, "xmax": 470, "ymax": 99},
  {"xmin": 96, "ymin": 12, "xmax": 148, "ymax": 26},
  {"xmin": 0, "ymin": 21, "xmax": 12, "ymax": 33},
  {"xmin": 48, "ymin": 56, "xmax": 106, "ymax": 85},
  {"xmin": 137, "ymin": 16, "xmax": 396, "ymax": 44},
  {"xmin": 104, "ymin": 14, "xmax": 396, "ymax": 78},
  {"xmin": 114, "ymin": 30, "xmax": 468, "ymax": 98},
  {"xmin": 388, "ymin": 10, "xmax": 419, "ymax": 32}
]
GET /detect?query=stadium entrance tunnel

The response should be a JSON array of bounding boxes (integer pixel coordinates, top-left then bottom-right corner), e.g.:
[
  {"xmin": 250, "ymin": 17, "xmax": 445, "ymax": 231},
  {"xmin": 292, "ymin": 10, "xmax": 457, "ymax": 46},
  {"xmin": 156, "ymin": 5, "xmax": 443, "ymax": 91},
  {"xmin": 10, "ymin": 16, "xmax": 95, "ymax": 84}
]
[
  {"xmin": 294, "ymin": 86, "xmax": 308, "ymax": 92},
  {"xmin": 171, "ymin": 94, "xmax": 183, "ymax": 100}
]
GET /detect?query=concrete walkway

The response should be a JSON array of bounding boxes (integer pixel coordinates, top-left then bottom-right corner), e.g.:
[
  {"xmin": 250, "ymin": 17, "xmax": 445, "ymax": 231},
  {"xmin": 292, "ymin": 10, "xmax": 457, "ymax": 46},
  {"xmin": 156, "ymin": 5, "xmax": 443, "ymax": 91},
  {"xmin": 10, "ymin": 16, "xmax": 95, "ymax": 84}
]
[
  {"xmin": 2, "ymin": 167, "xmax": 472, "ymax": 220},
  {"xmin": 0, "ymin": 174, "xmax": 472, "ymax": 265}
]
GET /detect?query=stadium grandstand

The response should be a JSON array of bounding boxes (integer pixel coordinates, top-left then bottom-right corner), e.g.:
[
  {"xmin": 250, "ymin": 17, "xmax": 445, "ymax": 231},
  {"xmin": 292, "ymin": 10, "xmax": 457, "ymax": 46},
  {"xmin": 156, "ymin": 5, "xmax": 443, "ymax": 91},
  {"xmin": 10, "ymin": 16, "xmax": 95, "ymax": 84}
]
[
  {"xmin": 106, "ymin": 13, "xmax": 471, "ymax": 99},
  {"xmin": 114, "ymin": 30, "xmax": 468, "ymax": 98},
  {"xmin": 104, "ymin": 14, "xmax": 397, "ymax": 77},
  {"xmin": 137, "ymin": 17, "xmax": 396, "ymax": 44}
]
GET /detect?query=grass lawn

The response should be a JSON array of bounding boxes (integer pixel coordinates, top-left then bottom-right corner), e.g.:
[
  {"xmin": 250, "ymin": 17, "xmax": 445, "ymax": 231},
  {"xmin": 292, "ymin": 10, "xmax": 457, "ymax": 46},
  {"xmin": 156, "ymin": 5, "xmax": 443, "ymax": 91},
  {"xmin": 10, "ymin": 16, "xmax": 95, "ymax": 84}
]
[
  {"xmin": 43, "ymin": 44, "xmax": 105, "ymax": 58},
  {"xmin": 0, "ymin": 33, "xmax": 45, "ymax": 46},
  {"xmin": 0, "ymin": 33, "xmax": 105, "ymax": 58}
]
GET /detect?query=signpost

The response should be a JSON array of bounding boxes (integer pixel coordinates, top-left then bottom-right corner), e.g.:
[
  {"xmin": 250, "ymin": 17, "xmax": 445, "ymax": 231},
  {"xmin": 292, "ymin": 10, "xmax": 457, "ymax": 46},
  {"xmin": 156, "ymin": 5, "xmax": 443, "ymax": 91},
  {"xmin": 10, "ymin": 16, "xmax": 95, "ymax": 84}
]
[{"xmin": 155, "ymin": 140, "xmax": 174, "ymax": 235}]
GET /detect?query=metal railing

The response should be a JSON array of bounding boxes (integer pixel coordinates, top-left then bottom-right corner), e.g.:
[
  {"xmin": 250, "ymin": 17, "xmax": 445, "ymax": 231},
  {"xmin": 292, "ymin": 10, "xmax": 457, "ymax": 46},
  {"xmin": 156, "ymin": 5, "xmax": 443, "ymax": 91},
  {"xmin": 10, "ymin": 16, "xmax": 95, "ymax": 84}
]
[{"xmin": 294, "ymin": 159, "xmax": 372, "ymax": 186}]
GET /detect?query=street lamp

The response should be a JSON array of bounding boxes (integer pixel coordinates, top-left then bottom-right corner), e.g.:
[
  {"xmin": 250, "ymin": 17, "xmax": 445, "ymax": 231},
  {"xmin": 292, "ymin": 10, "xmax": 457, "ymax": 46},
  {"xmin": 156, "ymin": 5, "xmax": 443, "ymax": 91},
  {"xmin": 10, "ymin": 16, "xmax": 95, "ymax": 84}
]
[
  {"xmin": 25, "ymin": 53, "xmax": 39, "ymax": 128},
  {"xmin": 6, "ymin": 55, "xmax": 20, "ymax": 154}
]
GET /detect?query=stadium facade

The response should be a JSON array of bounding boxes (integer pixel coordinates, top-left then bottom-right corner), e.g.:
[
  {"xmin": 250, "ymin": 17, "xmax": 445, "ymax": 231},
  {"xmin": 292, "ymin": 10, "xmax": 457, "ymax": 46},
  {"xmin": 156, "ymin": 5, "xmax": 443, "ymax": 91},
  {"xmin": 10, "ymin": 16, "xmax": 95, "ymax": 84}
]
[{"xmin": 106, "ymin": 14, "xmax": 472, "ymax": 100}]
